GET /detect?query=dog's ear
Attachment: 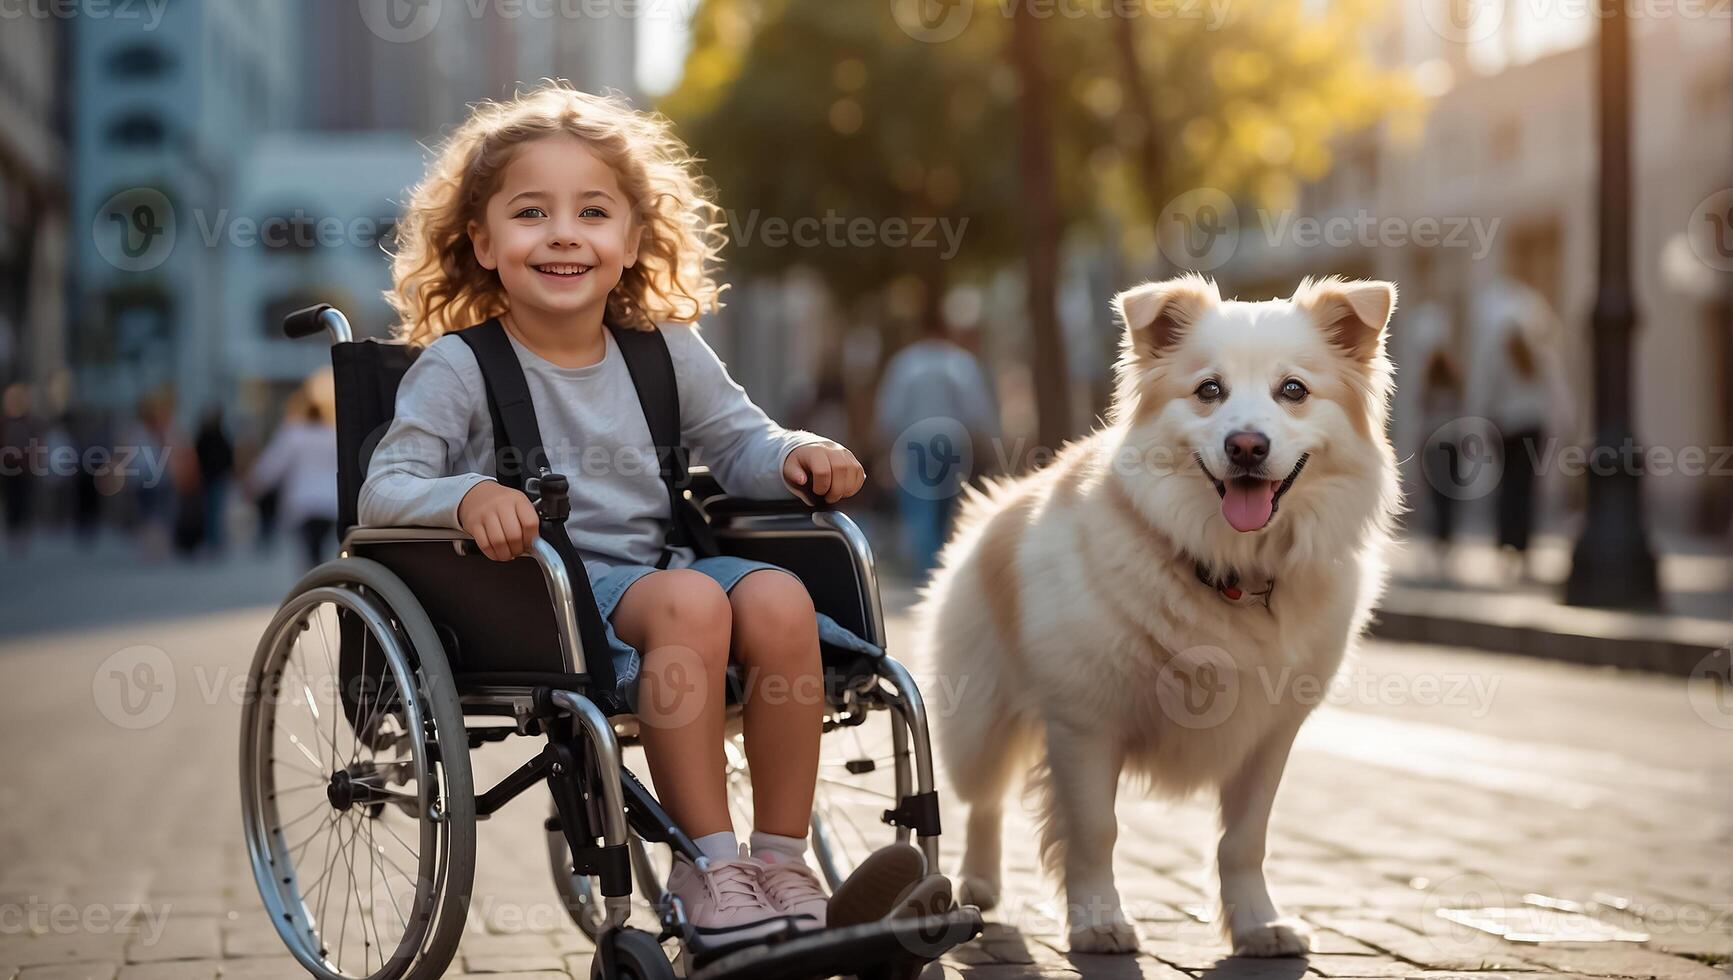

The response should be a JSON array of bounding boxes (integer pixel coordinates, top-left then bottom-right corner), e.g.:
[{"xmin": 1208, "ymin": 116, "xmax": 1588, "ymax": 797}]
[
  {"xmin": 1298, "ymin": 278, "xmax": 1397, "ymax": 362},
  {"xmin": 1114, "ymin": 276, "xmax": 1219, "ymax": 358}
]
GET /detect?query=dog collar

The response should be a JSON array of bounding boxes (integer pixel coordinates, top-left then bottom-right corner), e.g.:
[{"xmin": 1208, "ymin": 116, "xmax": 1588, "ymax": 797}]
[{"xmin": 1193, "ymin": 561, "xmax": 1276, "ymax": 610}]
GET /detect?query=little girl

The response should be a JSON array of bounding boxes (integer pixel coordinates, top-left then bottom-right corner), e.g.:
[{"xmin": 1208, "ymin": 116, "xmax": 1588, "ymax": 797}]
[{"xmin": 358, "ymin": 84, "xmax": 886, "ymax": 937}]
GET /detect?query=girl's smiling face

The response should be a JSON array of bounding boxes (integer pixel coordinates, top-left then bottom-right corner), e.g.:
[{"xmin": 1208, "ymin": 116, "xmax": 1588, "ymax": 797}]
[{"xmin": 469, "ymin": 135, "xmax": 642, "ymax": 324}]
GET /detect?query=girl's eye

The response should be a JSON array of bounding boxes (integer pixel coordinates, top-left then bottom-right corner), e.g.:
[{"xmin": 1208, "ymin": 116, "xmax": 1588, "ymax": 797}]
[
  {"xmin": 1195, "ymin": 380, "xmax": 1224, "ymax": 402},
  {"xmin": 1280, "ymin": 378, "xmax": 1309, "ymax": 402},
  {"xmin": 514, "ymin": 207, "xmax": 547, "ymax": 219},
  {"xmin": 580, "ymin": 206, "xmax": 608, "ymax": 219}
]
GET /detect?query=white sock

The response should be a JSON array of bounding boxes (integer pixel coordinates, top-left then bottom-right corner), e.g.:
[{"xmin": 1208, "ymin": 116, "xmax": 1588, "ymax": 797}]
[
  {"xmin": 693, "ymin": 831, "xmax": 740, "ymax": 865},
  {"xmin": 749, "ymin": 830, "xmax": 808, "ymax": 866}
]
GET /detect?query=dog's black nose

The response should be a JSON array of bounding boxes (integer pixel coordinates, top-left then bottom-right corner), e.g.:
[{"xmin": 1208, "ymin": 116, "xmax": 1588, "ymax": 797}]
[{"xmin": 1225, "ymin": 430, "xmax": 1270, "ymax": 467}]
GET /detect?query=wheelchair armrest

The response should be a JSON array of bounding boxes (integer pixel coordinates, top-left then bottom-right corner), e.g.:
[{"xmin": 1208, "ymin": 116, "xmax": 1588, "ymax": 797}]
[
  {"xmin": 684, "ymin": 465, "xmax": 836, "ymax": 521},
  {"xmin": 700, "ymin": 495, "xmax": 835, "ymax": 520}
]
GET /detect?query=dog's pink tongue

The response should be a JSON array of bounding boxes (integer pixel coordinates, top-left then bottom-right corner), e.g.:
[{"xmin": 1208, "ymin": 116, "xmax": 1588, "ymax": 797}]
[{"xmin": 1222, "ymin": 479, "xmax": 1277, "ymax": 532}]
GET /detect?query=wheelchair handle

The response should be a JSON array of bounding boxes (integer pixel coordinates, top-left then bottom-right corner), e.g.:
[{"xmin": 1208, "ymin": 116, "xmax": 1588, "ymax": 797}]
[{"xmin": 282, "ymin": 303, "xmax": 353, "ymax": 343}]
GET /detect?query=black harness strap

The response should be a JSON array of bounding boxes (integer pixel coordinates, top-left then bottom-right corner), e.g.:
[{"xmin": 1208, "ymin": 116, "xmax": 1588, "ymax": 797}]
[
  {"xmin": 457, "ymin": 319, "xmax": 619, "ymax": 704},
  {"xmin": 607, "ymin": 323, "xmax": 719, "ymax": 564}
]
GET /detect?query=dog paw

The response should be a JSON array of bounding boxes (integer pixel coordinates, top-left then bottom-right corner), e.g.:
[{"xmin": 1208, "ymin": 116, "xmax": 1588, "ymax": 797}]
[
  {"xmin": 1068, "ymin": 920, "xmax": 1140, "ymax": 954},
  {"xmin": 957, "ymin": 875, "xmax": 1001, "ymax": 911},
  {"xmin": 1231, "ymin": 920, "xmax": 1312, "ymax": 958}
]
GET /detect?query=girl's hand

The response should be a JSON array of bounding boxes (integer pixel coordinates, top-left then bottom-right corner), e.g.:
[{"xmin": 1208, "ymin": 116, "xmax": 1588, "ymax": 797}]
[
  {"xmin": 783, "ymin": 442, "xmax": 866, "ymax": 505},
  {"xmin": 457, "ymin": 481, "xmax": 541, "ymax": 561}
]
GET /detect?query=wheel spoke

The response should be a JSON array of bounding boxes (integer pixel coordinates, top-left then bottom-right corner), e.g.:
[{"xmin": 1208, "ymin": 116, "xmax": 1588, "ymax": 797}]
[{"xmin": 286, "ymin": 732, "xmax": 324, "ymax": 773}]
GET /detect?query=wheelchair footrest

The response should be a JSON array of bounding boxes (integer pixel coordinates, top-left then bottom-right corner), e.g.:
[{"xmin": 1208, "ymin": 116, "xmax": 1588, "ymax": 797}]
[{"xmin": 685, "ymin": 907, "xmax": 985, "ymax": 980}]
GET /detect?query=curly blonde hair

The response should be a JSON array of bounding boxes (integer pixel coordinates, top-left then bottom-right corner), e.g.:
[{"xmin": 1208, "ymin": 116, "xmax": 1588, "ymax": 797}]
[{"xmin": 388, "ymin": 83, "xmax": 728, "ymax": 347}]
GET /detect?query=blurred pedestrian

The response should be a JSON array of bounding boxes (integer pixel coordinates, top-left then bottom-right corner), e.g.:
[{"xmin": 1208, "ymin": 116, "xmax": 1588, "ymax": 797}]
[
  {"xmin": 195, "ymin": 404, "xmax": 236, "ymax": 555},
  {"xmin": 68, "ymin": 408, "xmax": 109, "ymax": 547},
  {"xmin": 128, "ymin": 394, "xmax": 175, "ymax": 561},
  {"xmin": 0, "ymin": 383, "xmax": 38, "ymax": 555},
  {"xmin": 1465, "ymin": 279, "xmax": 1576, "ymax": 583},
  {"xmin": 873, "ymin": 324, "xmax": 999, "ymax": 581},
  {"xmin": 246, "ymin": 370, "xmax": 339, "ymax": 569},
  {"xmin": 1420, "ymin": 343, "xmax": 1464, "ymax": 577}
]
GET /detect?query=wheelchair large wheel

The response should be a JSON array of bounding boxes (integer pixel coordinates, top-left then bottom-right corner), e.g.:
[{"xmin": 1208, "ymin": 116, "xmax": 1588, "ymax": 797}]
[{"xmin": 240, "ymin": 559, "xmax": 476, "ymax": 980}]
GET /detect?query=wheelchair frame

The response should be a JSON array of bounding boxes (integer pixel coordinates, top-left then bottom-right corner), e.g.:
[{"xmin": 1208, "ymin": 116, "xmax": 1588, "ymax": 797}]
[{"xmin": 240, "ymin": 306, "xmax": 974, "ymax": 980}]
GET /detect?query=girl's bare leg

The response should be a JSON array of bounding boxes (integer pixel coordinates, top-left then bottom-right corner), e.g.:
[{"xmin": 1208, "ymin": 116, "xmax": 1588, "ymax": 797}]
[
  {"xmin": 726, "ymin": 569, "xmax": 825, "ymax": 838},
  {"xmin": 610, "ymin": 568, "xmax": 735, "ymax": 838}
]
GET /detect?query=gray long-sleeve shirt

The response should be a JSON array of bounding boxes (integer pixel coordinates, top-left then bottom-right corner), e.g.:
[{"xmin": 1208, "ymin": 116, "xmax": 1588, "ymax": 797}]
[{"xmin": 357, "ymin": 322, "xmax": 831, "ymax": 585}]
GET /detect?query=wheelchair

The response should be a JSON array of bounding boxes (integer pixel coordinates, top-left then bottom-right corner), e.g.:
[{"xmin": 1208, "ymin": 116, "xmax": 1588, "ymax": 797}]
[{"xmin": 238, "ymin": 306, "xmax": 982, "ymax": 980}]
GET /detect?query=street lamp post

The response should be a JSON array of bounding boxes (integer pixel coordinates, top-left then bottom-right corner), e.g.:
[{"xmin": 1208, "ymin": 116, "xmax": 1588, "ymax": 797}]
[{"xmin": 1564, "ymin": 0, "xmax": 1661, "ymax": 609}]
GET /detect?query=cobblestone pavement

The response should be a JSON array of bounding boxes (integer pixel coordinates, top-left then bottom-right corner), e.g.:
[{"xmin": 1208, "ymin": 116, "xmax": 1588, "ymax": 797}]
[{"xmin": 1, "ymin": 560, "xmax": 1729, "ymax": 980}]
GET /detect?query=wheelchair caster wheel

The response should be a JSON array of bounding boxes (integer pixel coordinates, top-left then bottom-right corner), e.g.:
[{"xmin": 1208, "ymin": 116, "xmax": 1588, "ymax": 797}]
[{"xmin": 591, "ymin": 928, "xmax": 675, "ymax": 980}]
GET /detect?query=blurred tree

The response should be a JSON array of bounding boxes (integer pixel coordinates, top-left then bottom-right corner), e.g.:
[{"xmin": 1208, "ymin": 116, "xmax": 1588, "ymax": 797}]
[{"xmin": 663, "ymin": 0, "xmax": 1418, "ymax": 452}]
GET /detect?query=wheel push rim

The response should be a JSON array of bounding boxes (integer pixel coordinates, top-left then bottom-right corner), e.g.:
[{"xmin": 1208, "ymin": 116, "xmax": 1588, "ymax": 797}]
[{"xmin": 241, "ymin": 586, "xmax": 447, "ymax": 979}]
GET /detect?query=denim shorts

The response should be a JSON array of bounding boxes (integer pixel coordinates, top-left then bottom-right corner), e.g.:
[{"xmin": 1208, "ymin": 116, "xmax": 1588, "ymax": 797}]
[{"xmin": 589, "ymin": 554, "xmax": 882, "ymax": 711}]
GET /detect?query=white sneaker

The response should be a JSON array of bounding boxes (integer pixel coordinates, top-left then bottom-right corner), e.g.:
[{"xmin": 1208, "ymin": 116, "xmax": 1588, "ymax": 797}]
[
  {"xmin": 666, "ymin": 845, "xmax": 796, "ymax": 941},
  {"xmin": 754, "ymin": 852, "xmax": 829, "ymax": 928}
]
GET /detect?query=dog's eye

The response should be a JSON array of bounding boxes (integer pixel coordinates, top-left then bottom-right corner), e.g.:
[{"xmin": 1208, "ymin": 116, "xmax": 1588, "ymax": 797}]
[
  {"xmin": 1280, "ymin": 379, "xmax": 1309, "ymax": 402},
  {"xmin": 1195, "ymin": 380, "xmax": 1223, "ymax": 402}
]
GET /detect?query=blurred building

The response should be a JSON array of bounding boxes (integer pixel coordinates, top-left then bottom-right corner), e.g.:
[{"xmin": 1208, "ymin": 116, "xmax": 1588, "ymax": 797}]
[
  {"xmin": 1231, "ymin": 7, "xmax": 1731, "ymax": 535},
  {"xmin": 69, "ymin": 0, "xmax": 297, "ymax": 419},
  {"xmin": 222, "ymin": 133, "xmax": 425, "ymax": 422},
  {"xmin": 303, "ymin": 1, "xmax": 641, "ymax": 138},
  {"xmin": 0, "ymin": 11, "xmax": 69, "ymax": 401},
  {"xmin": 67, "ymin": 0, "xmax": 642, "ymax": 428}
]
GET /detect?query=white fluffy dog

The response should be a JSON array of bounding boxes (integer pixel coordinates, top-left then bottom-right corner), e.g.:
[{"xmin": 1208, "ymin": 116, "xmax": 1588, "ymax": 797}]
[{"xmin": 915, "ymin": 275, "xmax": 1401, "ymax": 956}]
